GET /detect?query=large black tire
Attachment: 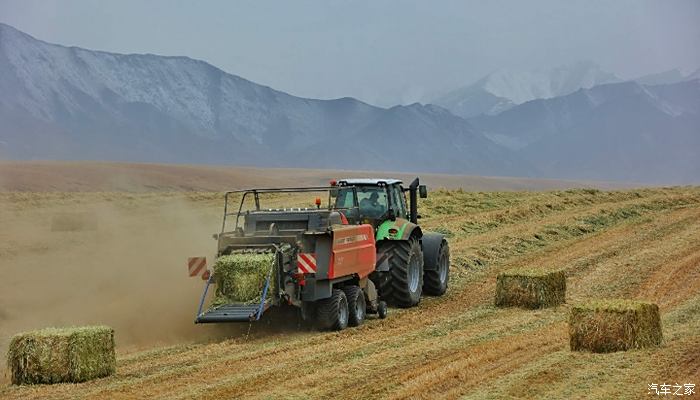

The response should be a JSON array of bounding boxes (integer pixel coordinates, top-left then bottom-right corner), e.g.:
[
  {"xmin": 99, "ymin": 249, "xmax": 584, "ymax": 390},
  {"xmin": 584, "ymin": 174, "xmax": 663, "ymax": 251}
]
[
  {"xmin": 423, "ymin": 241, "xmax": 450, "ymax": 296},
  {"xmin": 343, "ymin": 286, "xmax": 366, "ymax": 327},
  {"xmin": 316, "ymin": 289, "xmax": 349, "ymax": 331},
  {"xmin": 377, "ymin": 301, "xmax": 388, "ymax": 319},
  {"xmin": 374, "ymin": 241, "xmax": 395, "ymax": 301},
  {"xmin": 379, "ymin": 238, "xmax": 424, "ymax": 308}
]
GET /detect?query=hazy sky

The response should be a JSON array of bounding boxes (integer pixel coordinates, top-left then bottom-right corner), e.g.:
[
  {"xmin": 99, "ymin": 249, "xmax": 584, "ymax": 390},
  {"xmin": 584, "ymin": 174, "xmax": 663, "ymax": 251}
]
[{"xmin": 1, "ymin": 0, "xmax": 699, "ymax": 106}]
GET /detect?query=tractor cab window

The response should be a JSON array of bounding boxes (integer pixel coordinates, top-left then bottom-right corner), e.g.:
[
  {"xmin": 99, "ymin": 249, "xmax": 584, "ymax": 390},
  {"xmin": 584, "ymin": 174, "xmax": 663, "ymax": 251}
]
[
  {"xmin": 357, "ymin": 187, "xmax": 388, "ymax": 218},
  {"xmin": 335, "ymin": 186, "xmax": 389, "ymax": 219},
  {"xmin": 391, "ymin": 184, "xmax": 408, "ymax": 219},
  {"xmin": 334, "ymin": 189, "xmax": 355, "ymax": 209}
]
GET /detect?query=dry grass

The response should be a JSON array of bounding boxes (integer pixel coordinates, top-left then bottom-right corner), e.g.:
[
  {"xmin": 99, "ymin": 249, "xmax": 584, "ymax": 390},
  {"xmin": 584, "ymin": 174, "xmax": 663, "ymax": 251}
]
[
  {"xmin": 211, "ymin": 252, "xmax": 276, "ymax": 306},
  {"xmin": 0, "ymin": 160, "xmax": 631, "ymax": 192},
  {"xmin": 1, "ymin": 185, "xmax": 698, "ymax": 399},
  {"xmin": 495, "ymin": 269, "xmax": 566, "ymax": 309},
  {"xmin": 7, "ymin": 326, "xmax": 115, "ymax": 385},
  {"xmin": 569, "ymin": 300, "xmax": 662, "ymax": 353},
  {"xmin": 50, "ymin": 212, "xmax": 98, "ymax": 232}
]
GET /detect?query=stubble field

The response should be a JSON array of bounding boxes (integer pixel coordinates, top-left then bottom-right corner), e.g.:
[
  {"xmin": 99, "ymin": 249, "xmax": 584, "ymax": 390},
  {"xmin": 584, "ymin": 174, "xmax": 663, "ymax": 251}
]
[{"xmin": 1, "ymin": 184, "xmax": 699, "ymax": 399}]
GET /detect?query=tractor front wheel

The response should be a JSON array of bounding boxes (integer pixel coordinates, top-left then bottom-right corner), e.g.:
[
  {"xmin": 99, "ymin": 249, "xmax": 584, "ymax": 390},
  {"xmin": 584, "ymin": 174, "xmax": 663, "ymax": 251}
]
[{"xmin": 381, "ymin": 238, "xmax": 424, "ymax": 308}]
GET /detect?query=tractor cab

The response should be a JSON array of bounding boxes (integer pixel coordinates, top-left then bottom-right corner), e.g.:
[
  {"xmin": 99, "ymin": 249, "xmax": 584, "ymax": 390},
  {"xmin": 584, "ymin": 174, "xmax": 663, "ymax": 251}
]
[{"xmin": 333, "ymin": 179, "xmax": 427, "ymax": 227}]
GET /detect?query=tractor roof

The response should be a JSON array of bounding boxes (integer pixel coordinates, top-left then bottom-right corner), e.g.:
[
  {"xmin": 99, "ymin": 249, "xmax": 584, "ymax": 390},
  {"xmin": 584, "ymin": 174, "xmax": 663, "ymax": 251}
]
[{"xmin": 339, "ymin": 178, "xmax": 403, "ymax": 186}]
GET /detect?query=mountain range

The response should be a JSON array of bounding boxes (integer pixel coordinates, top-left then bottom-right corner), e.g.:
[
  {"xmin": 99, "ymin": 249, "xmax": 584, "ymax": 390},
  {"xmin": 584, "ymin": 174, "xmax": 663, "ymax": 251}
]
[
  {"xmin": 0, "ymin": 22, "xmax": 698, "ymax": 183},
  {"xmin": 469, "ymin": 80, "xmax": 700, "ymax": 182},
  {"xmin": 0, "ymin": 23, "xmax": 522, "ymax": 177},
  {"xmin": 432, "ymin": 62, "xmax": 621, "ymax": 119}
]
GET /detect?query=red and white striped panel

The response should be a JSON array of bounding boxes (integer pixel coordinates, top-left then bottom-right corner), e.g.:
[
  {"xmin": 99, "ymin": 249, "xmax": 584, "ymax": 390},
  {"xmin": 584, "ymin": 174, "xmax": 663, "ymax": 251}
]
[
  {"xmin": 187, "ymin": 257, "xmax": 207, "ymax": 277},
  {"xmin": 297, "ymin": 253, "xmax": 317, "ymax": 274}
]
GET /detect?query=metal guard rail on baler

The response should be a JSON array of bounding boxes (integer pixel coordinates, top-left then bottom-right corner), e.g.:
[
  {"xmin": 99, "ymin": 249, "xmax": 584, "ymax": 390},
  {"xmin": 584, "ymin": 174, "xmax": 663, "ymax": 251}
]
[
  {"xmin": 194, "ymin": 244, "xmax": 280, "ymax": 323},
  {"xmin": 220, "ymin": 186, "xmax": 358, "ymax": 233}
]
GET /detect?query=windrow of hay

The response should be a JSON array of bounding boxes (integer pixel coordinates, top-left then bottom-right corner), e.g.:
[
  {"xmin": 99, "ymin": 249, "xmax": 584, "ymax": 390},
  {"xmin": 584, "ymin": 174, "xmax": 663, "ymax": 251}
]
[
  {"xmin": 7, "ymin": 326, "xmax": 115, "ymax": 385},
  {"xmin": 495, "ymin": 269, "xmax": 566, "ymax": 309},
  {"xmin": 569, "ymin": 300, "xmax": 662, "ymax": 353},
  {"xmin": 211, "ymin": 251, "xmax": 277, "ymax": 307},
  {"xmin": 50, "ymin": 212, "xmax": 98, "ymax": 232}
]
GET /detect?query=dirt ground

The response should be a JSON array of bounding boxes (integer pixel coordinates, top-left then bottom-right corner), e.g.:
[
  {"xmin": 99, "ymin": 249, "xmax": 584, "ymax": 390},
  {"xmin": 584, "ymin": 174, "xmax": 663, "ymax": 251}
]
[
  {"xmin": 1, "ymin": 184, "xmax": 699, "ymax": 399},
  {"xmin": 0, "ymin": 192, "xmax": 236, "ymax": 360}
]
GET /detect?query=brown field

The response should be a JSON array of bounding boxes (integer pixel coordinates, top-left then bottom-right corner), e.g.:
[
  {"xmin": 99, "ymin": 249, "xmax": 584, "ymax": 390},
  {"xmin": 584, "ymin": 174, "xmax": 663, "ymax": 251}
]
[
  {"xmin": 0, "ymin": 166, "xmax": 697, "ymax": 399},
  {"xmin": 0, "ymin": 161, "xmax": 632, "ymax": 192}
]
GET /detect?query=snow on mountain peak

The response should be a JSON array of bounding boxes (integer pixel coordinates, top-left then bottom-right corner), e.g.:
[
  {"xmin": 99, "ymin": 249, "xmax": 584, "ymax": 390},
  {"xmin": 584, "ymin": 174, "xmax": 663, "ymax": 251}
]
[
  {"xmin": 685, "ymin": 67, "xmax": 700, "ymax": 81},
  {"xmin": 481, "ymin": 61, "xmax": 619, "ymax": 104},
  {"xmin": 432, "ymin": 61, "xmax": 620, "ymax": 118}
]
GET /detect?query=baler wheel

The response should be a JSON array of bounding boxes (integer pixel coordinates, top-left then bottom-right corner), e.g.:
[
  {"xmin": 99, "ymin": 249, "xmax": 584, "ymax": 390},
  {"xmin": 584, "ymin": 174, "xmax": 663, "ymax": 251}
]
[
  {"xmin": 377, "ymin": 301, "xmax": 388, "ymax": 319},
  {"xmin": 316, "ymin": 289, "xmax": 349, "ymax": 331},
  {"xmin": 343, "ymin": 286, "xmax": 366, "ymax": 327}
]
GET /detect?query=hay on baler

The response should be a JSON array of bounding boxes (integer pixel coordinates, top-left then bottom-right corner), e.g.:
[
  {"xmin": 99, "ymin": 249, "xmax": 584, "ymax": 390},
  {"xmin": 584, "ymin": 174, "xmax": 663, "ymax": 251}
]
[
  {"xmin": 569, "ymin": 300, "xmax": 662, "ymax": 353},
  {"xmin": 211, "ymin": 252, "xmax": 276, "ymax": 307},
  {"xmin": 495, "ymin": 269, "xmax": 566, "ymax": 309},
  {"xmin": 7, "ymin": 325, "xmax": 115, "ymax": 385}
]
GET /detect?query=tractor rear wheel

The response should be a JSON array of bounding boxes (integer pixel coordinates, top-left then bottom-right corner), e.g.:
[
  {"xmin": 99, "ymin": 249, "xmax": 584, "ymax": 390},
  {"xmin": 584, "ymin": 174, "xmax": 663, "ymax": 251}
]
[
  {"xmin": 423, "ymin": 241, "xmax": 450, "ymax": 296},
  {"xmin": 343, "ymin": 285, "xmax": 366, "ymax": 327},
  {"xmin": 316, "ymin": 289, "xmax": 349, "ymax": 331},
  {"xmin": 381, "ymin": 238, "xmax": 424, "ymax": 308}
]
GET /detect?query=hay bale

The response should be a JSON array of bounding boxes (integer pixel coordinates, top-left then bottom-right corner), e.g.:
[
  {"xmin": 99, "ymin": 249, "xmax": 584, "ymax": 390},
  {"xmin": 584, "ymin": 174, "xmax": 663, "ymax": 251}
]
[
  {"xmin": 50, "ymin": 212, "xmax": 98, "ymax": 232},
  {"xmin": 569, "ymin": 300, "xmax": 662, "ymax": 353},
  {"xmin": 7, "ymin": 326, "xmax": 115, "ymax": 385},
  {"xmin": 212, "ymin": 252, "xmax": 276, "ymax": 307},
  {"xmin": 495, "ymin": 269, "xmax": 566, "ymax": 309}
]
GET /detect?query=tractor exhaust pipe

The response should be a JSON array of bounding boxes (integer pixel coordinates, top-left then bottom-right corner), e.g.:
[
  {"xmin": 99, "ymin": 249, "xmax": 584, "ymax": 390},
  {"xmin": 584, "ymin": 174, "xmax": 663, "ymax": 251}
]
[
  {"xmin": 409, "ymin": 178, "xmax": 419, "ymax": 224},
  {"xmin": 408, "ymin": 177, "xmax": 428, "ymax": 224}
]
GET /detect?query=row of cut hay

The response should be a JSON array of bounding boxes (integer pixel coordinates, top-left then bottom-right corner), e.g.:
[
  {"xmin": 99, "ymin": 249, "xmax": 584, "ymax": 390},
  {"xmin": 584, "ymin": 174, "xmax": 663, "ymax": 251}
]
[
  {"xmin": 7, "ymin": 326, "xmax": 115, "ymax": 385},
  {"xmin": 50, "ymin": 212, "xmax": 98, "ymax": 232}
]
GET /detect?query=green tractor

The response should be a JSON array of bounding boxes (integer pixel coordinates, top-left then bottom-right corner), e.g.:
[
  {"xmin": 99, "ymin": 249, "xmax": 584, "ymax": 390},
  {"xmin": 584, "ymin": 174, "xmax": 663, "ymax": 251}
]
[{"xmin": 333, "ymin": 178, "xmax": 450, "ymax": 307}]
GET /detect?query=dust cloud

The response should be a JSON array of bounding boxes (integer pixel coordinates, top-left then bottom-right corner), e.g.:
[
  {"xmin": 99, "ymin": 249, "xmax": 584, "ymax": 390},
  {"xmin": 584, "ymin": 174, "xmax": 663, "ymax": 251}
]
[{"xmin": 0, "ymin": 193, "xmax": 247, "ymax": 376}]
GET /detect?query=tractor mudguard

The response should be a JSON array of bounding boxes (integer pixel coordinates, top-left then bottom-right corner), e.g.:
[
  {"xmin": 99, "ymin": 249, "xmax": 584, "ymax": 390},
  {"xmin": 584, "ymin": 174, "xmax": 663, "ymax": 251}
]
[
  {"xmin": 422, "ymin": 232, "xmax": 446, "ymax": 271},
  {"xmin": 375, "ymin": 219, "xmax": 423, "ymax": 272},
  {"xmin": 374, "ymin": 243, "xmax": 391, "ymax": 272},
  {"xmin": 375, "ymin": 218, "xmax": 422, "ymax": 242}
]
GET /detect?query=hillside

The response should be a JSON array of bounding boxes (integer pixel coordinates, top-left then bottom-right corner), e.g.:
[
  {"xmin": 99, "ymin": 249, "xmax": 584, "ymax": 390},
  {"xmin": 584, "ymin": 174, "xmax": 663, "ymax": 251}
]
[
  {"xmin": 0, "ymin": 23, "xmax": 520, "ymax": 177},
  {"xmin": 432, "ymin": 61, "xmax": 620, "ymax": 118},
  {"xmin": 469, "ymin": 80, "xmax": 700, "ymax": 183},
  {"xmin": 1, "ymin": 187, "xmax": 699, "ymax": 399},
  {"xmin": 634, "ymin": 69, "xmax": 686, "ymax": 86},
  {"xmin": 2, "ymin": 22, "xmax": 698, "ymax": 183}
]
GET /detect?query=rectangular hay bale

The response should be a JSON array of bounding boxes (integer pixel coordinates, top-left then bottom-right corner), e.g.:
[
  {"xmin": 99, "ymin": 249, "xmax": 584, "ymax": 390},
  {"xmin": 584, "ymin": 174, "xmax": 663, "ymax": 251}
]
[
  {"xmin": 495, "ymin": 269, "xmax": 566, "ymax": 309},
  {"xmin": 569, "ymin": 300, "xmax": 662, "ymax": 353},
  {"xmin": 211, "ymin": 252, "xmax": 276, "ymax": 307},
  {"xmin": 7, "ymin": 326, "xmax": 116, "ymax": 385}
]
